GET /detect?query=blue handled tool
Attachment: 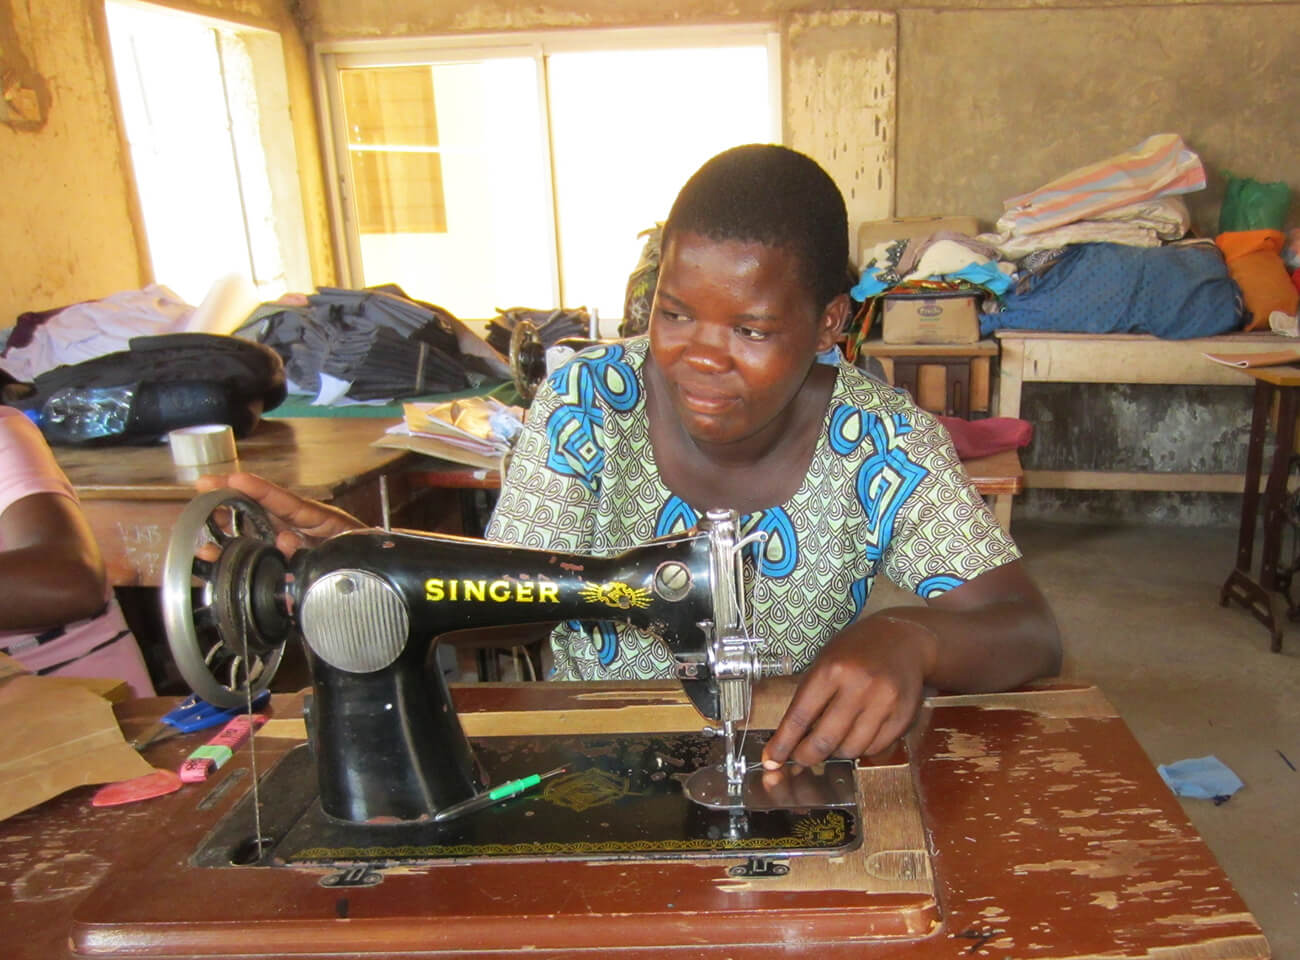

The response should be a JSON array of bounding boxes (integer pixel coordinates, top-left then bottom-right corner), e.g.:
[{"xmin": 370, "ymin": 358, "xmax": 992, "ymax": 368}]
[{"xmin": 131, "ymin": 690, "xmax": 271, "ymax": 750}]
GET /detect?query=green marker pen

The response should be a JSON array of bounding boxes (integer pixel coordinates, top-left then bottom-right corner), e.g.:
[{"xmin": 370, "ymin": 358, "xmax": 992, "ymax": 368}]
[{"xmin": 433, "ymin": 764, "xmax": 568, "ymax": 824}]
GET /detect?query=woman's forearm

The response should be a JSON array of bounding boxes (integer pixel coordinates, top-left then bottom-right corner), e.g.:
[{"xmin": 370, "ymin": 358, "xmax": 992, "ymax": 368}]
[{"xmin": 862, "ymin": 597, "xmax": 1061, "ymax": 695}]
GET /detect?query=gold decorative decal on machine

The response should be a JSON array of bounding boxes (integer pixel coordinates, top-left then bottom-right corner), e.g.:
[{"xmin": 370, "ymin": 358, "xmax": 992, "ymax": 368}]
[
  {"xmin": 543, "ymin": 768, "xmax": 631, "ymax": 812},
  {"xmin": 792, "ymin": 812, "xmax": 848, "ymax": 846},
  {"xmin": 424, "ymin": 578, "xmax": 560, "ymax": 603},
  {"xmin": 579, "ymin": 580, "xmax": 651, "ymax": 610}
]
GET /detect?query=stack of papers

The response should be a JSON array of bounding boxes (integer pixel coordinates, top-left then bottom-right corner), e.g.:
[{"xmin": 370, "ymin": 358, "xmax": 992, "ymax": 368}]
[{"xmin": 373, "ymin": 397, "xmax": 523, "ymax": 470}]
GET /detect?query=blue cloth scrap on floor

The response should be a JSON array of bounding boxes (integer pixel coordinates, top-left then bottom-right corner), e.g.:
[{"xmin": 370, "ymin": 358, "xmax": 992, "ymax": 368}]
[{"xmin": 1157, "ymin": 755, "xmax": 1244, "ymax": 800}]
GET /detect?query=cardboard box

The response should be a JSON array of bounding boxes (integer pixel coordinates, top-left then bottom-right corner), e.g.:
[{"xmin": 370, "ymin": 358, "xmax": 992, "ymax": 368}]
[
  {"xmin": 881, "ymin": 291, "xmax": 980, "ymax": 344},
  {"xmin": 857, "ymin": 216, "xmax": 981, "ymax": 261}
]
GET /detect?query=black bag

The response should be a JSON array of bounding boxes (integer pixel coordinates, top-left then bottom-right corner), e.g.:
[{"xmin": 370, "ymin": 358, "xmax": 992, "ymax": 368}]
[{"xmin": 0, "ymin": 333, "xmax": 286, "ymax": 446}]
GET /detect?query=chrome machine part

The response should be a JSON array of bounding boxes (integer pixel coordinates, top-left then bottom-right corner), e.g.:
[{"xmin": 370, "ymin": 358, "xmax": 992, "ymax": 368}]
[
  {"xmin": 682, "ymin": 761, "xmax": 857, "ymax": 812},
  {"xmin": 299, "ymin": 570, "xmax": 409, "ymax": 674},
  {"xmin": 161, "ymin": 490, "xmax": 291, "ymax": 708},
  {"xmin": 694, "ymin": 509, "xmax": 793, "ymax": 800}
]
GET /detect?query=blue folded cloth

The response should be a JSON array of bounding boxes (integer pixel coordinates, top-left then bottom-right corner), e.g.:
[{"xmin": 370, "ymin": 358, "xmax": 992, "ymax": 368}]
[{"xmin": 1157, "ymin": 755, "xmax": 1244, "ymax": 800}]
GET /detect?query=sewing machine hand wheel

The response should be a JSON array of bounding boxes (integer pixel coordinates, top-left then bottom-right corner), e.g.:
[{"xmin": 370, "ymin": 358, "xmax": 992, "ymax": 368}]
[{"xmin": 161, "ymin": 490, "xmax": 291, "ymax": 708}]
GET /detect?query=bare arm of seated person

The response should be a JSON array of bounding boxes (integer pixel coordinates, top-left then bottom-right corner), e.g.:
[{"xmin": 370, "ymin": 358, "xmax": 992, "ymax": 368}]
[
  {"xmin": 762, "ymin": 560, "xmax": 1061, "ymax": 771},
  {"xmin": 0, "ymin": 492, "xmax": 109, "ymax": 630}
]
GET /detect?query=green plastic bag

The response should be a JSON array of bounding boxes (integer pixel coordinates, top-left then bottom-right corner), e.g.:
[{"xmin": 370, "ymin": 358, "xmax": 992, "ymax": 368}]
[{"xmin": 1218, "ymin": 174, "xmax": 1291, "ymax": 233}]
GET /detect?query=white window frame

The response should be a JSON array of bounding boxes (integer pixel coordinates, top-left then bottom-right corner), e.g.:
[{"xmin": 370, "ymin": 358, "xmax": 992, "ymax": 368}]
[
  {"xmin": 108, "ymin": 0, "xmax": 313, "ymax": 305},
  {"xmin": 314, "ymin": 25, "xmax": 782, "ymax": 307}
]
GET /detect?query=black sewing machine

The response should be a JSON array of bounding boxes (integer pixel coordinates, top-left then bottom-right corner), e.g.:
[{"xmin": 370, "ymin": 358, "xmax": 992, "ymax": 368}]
[{"xmin": 160, "ymin": 490, "xmax": 860, "ymax": 866}]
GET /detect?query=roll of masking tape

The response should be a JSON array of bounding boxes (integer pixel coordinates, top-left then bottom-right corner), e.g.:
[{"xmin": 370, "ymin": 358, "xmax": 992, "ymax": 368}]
[{"xmin": 168, "ymin": 424, "xmax": 237, "ymax": 467}]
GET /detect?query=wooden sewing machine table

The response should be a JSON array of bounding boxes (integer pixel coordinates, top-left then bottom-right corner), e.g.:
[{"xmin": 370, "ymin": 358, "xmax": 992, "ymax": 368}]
[{"xmin": 0, "ymin": 681, "xmax": 1268, "ymax": 959}]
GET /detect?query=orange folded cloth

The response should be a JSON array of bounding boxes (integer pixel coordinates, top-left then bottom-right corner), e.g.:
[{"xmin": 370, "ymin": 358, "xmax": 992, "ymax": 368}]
[{"xmin": 1215, "ymin": 230, "xmax": 1299, "ymax": 330}]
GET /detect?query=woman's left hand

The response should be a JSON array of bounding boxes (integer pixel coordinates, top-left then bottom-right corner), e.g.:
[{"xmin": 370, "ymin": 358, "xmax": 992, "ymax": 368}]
[{"xmin": 759, "ymin": 616, "xmax": 934, "ymax": 770}]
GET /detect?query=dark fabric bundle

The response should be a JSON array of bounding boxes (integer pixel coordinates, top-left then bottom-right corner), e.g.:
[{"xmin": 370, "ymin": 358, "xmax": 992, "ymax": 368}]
[
  {"xmin": 2, "ymin": 333, "xmax": 285, "ymax": 446},
  {"xmin": 486, "ymin": 307, "xmax": 592, "ymax": 356},
  {"xmin": 243, "ymin": 285, "xmax": 473, "ymax": 401}
]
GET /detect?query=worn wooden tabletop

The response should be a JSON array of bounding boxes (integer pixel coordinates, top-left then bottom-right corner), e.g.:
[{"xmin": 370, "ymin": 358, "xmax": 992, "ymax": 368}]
[
  {"xmin": 0, "ymin": 680, "xmax": 1269, "ymax": 959},
  {"xmin": 53, "ymin": 417, "xmax": 407, "ymax": 501}
]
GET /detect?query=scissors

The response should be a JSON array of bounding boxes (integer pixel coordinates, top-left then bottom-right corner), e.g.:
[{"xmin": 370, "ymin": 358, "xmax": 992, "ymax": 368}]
[{"xmin": 131, "ymin": 690, "xmax": 271, "ymax": 751}]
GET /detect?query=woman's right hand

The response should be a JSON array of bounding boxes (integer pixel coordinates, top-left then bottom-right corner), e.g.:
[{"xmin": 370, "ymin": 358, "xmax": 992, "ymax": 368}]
[{"xmin": 195, "ymin": 472, "xmax": 365, "ymax": 556}]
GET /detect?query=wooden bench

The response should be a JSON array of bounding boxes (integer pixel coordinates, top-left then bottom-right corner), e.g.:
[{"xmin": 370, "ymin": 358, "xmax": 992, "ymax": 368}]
[
  {"xmin": 962, "ymin": 448, "xmax": 1024, "ymax": 514},
  {"xmin": 994, "ymin": 330, "xmax": 1298, "ymax": 524}
]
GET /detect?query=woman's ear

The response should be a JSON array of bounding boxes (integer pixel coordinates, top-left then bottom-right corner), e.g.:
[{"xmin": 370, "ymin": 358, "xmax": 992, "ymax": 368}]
[{"xmin": 817, "ymin": 294, "xmax": 850, "ymax": 351}]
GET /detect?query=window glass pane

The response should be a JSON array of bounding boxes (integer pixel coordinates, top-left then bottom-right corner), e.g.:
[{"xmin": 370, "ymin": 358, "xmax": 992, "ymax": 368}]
[
  {"xmin": 342, "ymin": 67, "xmax": 441, "ymax": 148},
  {"xmin": 340, "ymin": 60, "xmax": 554, "ymax": 320},
  {"xmin": 547, "ymin": 46, "xmax": 774, "ymax": 321},
  {"xmin": 106, "ymin": 3, "xmax": 255, "ymax": 304},
  {"xmin": 341, "ymin": 67, "xmax": 447, "ymax": 234}
]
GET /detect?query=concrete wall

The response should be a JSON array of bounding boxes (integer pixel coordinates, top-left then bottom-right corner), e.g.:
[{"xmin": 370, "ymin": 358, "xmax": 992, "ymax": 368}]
[
  {"xmin": 0, "ymin": 0, "xmax": 332, "ymax": 325},
  {"xmin": 896, "ymin": 3, "xmax": 1300, "ymax": 236},
  {"xmin": 1, "ymin": 0, "xmax": 146, "ymax": 321}
]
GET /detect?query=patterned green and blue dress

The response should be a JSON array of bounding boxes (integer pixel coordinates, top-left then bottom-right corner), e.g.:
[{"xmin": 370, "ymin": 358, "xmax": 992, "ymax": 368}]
[{"xmin": 486, "ymin": 337, "xmax": 1018, "ymax": 681}]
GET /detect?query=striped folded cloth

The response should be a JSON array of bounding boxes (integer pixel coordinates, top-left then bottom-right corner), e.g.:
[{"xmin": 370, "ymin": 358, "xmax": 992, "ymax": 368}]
[{"xmin": 997, "ymin": 133, "xmax": 1206, "ymax": 237}]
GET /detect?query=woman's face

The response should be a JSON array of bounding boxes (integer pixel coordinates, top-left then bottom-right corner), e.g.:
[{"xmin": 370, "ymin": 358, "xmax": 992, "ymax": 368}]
[{"xmin": 649, "ymin": 230, "xmax": 843, "ymax": 449}]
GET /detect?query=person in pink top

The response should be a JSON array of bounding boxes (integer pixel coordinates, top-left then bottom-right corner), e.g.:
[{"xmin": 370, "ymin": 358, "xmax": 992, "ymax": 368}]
[{"xmin": 0, "ymin": 406, "xmax": 154, "ymax": 697}]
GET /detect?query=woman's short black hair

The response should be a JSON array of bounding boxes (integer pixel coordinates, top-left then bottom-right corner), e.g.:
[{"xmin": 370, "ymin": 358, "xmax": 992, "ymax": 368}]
[{"xmin": 663, "ymin": 144, "xmax": 849, "ymax": 311}]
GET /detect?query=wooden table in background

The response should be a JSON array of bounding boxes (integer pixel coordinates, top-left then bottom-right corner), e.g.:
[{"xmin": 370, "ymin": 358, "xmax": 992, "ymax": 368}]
[
  {"xmin": 994, "ymin": 330, "xmax": 1297, "ymax": 525},
  {"xmin": 0, "ymin": 681, "xmax": 1269, "ymax": 959},
  {"xmin": 1219, "ymin": 362, "xmax": 1300, "ymax": 651},
  {"xmin": 854, "ymin": 338, "xmax": 999, "ymax": 417},
  {"xmin": 53, "ymin": 418, "xmax": 415, "ymax": 586}
]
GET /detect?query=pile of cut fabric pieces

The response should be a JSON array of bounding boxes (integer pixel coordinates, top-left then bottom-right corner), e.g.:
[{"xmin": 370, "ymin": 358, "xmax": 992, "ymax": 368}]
[
  {"xmin": 239, "ymin": 285, "xmax": 512, "ymax": 405},
  {"xmin": 849, "ymin": 133, "xmax": 1299, "ymax": 348},
  {"xmin": 847, "ymin": 230, "xmax": 1013, "ymax": 361},
  {"xmin": 484, "ymin": 306, "xmax": 593, "ymax": 358},
  {"xmin": 0, "ymin": 284, "xmax": 288, "ymax": 446},
  {"xmin": 0, "ymin": 285, "xmax": 201, "ymax": 384}
]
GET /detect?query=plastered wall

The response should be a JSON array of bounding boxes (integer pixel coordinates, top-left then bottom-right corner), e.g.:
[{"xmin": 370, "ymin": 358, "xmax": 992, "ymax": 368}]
[
  {"xmin": 895, "ymin": 4, "xmax": 1300, "ymax": 236},
  {"xmin": 0, "ymin": 0, "xmax": 332, "ymax": 325},
  {"xmin": 784, "ymin": 10, "xmax": 896, "ymax": 248},
  {"xmin": 1, "ymin": 0, "xmax": 145, "ymax": 322}
]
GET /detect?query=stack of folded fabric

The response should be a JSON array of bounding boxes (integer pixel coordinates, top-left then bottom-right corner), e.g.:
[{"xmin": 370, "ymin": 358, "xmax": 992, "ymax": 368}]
[
  {"xmin": 979, "ymin": 133, "xmax": 1205, "ymax": 261},
  {"xmin": 975, "ymin": 135, "xmax": 1248, "ymax": 340},
  {"xmin": 242, "ymin": 285, "xmax": 509, "ymax": 404},
  {"xmin": 851, "ymin": 231, "xmax": 1013, "ymax": 302},
  {"xmin": 485, "ymin": 307, "xmax": 592, "ymax": 356}
]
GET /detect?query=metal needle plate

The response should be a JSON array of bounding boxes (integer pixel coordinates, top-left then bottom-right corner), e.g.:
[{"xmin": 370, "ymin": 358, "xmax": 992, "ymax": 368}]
[{"xmin": 682, "ymin": 760, "xmax": 857, "ymax": 811}]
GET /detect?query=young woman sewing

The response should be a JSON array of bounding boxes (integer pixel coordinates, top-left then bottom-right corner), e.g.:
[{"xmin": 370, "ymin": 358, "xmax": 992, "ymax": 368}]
[{"xmin": 202, "ymin": 144, "xmax": 1060, "ymax": 769}]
